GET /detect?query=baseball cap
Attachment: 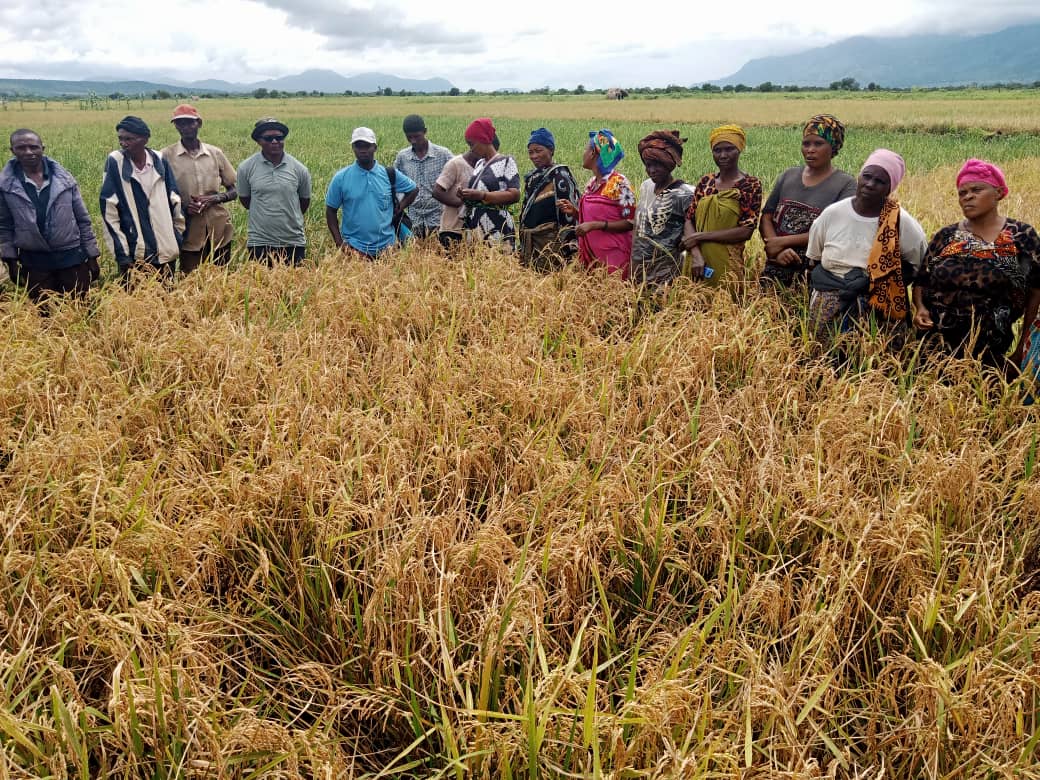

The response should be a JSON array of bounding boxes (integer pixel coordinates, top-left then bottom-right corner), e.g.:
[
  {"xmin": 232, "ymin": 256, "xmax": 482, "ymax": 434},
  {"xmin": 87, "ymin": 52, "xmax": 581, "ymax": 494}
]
[
  {"xmin": 170, "ymin": 104, "xmax": 201, "ymax": 121},
  {"xmin": 351, "ymin": 127, "xmax": 377, "ymax": 145}
]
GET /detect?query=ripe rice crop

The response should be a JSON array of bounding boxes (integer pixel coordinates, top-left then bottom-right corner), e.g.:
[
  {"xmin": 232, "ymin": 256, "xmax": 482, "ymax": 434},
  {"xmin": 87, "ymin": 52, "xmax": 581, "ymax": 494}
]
[{"xmin": 2, "ymin": 95, "xmax": 1040, "ymax": 778}]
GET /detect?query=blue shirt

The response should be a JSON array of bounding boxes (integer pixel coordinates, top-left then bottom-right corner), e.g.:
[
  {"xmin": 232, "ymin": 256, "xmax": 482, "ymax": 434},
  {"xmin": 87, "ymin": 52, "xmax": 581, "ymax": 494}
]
[{"xmin": 325, "ymin": 162, "xmax": 416, "ymax": 255}]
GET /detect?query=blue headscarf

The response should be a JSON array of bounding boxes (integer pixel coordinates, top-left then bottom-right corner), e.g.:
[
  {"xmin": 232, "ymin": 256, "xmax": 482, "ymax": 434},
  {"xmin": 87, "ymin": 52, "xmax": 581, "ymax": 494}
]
[
  {"xmin": 527, "ymin": 127, "xmax": 555, "ymax": 151},
  {"xmin": 589, "ymin": 129, "xmax": 624, "ymax": 175}
]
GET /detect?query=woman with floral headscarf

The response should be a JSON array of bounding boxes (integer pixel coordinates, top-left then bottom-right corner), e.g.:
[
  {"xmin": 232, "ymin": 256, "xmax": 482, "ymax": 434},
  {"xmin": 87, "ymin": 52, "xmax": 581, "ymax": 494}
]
[
  {"xmin": 681, "ymin": 124, "xmax": 762, "ymax": 286},
  {"xmin": 759, "ymin": 114, "xmax": 856, "ymax": 290},
  {"xmin": 631, "ymin": 130, "xmax": 694, "ymax": 289},
  {"xmin": 558, "ymin": 129, "xmax": 634, "ymax": 277},
  {"xmin": 913, "ymin": 159, "xmax": 1040, "ymax": 372}
]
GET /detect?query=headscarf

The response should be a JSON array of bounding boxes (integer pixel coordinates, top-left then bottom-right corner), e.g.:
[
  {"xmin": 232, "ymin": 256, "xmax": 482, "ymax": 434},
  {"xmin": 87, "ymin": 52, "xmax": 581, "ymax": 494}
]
[
  {"xmin": 638, "ymin": 130, "xmax": 686, "ymax": 171},
  {"xmin": 528, "ymin": 127, "xmax": 555, "ymax": 151},
  {"xmin": 803, "ymin": 114, "xmax": 845, "ymax": 156},
  {"xmin": 589, "ymin": 129, "xmax": 624, "ymax": 175},
  {"xmin": 956, "ymin": 158, "xmax": 1008, "ymax": 197},
  {"xmin": 402, "ymin": 114, "xmax": 426, "ymax": 134},
  {"xmin": 464, "ymin": 117, "xmax": 496, "ymax": 145},
  {"xmin": 116, "ymin": 116, "xmax": 150, "ymax": 138},
  {"xmin": 861, "ymin": 148, "xmax": 906, "ymax": 193},
  {"xmin": 709, "ymin": 124, "xmax": 746, "ymax": 152}
]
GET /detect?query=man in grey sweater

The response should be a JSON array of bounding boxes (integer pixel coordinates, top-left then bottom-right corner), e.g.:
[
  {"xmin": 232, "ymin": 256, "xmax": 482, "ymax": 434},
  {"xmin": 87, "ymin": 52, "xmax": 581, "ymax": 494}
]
[{"xmin": 0, "ymin": 129, "xmax": 100, "ymax": 300}]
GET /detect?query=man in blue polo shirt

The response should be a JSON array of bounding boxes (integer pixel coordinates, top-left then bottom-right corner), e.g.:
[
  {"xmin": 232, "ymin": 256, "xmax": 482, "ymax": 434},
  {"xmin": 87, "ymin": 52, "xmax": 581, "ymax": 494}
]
[{"xmin": 325, "ymin": 127, "xmax": 418, "ymax": 259}]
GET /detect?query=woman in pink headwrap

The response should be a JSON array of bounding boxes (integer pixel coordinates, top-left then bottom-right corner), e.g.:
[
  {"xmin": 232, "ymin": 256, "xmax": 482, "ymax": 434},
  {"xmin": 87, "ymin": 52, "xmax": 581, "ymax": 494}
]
[
  {"xmin": 912, "ymin": 158, "xmax": 1040, "ymax": 372},
  {"xmin": 458, "ymin": 117, "xmax": 520, "ymax": 248},
  {"xmin": 805, "ymin": 148, "xmax": 928, "ymax": 340}
]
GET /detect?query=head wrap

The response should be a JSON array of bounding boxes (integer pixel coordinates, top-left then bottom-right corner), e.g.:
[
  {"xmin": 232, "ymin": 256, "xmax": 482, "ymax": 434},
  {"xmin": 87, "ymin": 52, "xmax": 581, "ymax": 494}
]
[
  {"xmin": 464, "ymin": 117, "xmax": 496, "ymax": 145},
  {"xmin": 803, "ymin": 114, "xmax": 845, "ymax": 156},
  {"xmin": 116, "ymin": 116, "xmax": 150, "ymax": 138},
  {"xmin": 527, "ymin": 127, "xmax": 555, "ymax": 151},
  {"xmin": 638, "ymin": 130, "xmax": 686, "ymax": 171},
  {"xmin": 861, "ymin": 148, "xmax": 906, "ymax": 193},
  {"xmin": 402, "ymin": 114, "xmax": 426, "ymax": 134},
  {"xmin": 709, "ymin": 124, "xmax": 746, "ymax": 152},
  {"xmin": 251, "ymin": 117, "xmax": 289, "ymax": 141},
  {"xmin": 589, "ymin": 129, "xmax": 624, "ymax": 175},
  {"xmin": 956, "ymin": 158, "xmax": 1008, "ymax": 197}
]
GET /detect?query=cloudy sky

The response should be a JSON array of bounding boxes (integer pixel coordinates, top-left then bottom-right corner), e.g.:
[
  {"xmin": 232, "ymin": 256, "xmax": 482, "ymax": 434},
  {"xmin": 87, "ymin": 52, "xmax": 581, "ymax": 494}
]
[{"xmin": 1, "ymin": 0, "xmax": 1037, "ymax": 89}]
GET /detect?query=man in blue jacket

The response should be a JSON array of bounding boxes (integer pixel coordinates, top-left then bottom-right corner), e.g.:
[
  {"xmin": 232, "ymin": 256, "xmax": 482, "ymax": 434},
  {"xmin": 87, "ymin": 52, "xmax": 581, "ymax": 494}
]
[{"xmin": 0, "ymin": 129, "xmax": 101, "ymax": 301}]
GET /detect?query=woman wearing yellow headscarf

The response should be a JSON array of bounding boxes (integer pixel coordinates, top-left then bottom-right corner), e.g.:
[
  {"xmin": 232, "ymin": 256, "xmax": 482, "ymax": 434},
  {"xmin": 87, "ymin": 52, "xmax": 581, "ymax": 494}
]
[{"xmin": 681, "ymin": 125, "xmax": 762, "ymax": 286}]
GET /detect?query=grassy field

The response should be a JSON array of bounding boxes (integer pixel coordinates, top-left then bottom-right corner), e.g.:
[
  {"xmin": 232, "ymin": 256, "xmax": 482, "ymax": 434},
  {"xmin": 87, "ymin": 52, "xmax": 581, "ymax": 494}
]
[{"xmin": 2, "ymin": 94, "xmax": 1040, "ymax": 778}]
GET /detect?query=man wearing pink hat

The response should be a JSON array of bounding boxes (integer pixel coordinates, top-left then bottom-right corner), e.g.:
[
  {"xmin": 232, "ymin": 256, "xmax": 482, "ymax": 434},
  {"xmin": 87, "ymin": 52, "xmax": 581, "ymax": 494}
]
[
  {"xmin": 805, "ymin": 148, "xmax": 928, "ymax": 341},
  {"xmin": 161, "ymin": 104, "xmax": 237, "ymax": 273}
]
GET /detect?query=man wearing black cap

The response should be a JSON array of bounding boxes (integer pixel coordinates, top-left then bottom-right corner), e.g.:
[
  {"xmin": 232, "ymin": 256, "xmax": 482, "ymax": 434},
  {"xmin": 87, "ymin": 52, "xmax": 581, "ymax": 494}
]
[
  {"xmin": 100, "ymin": 115, "xmax": 184, "ymax": 279},
  {"xmin": 236, "ymin": 117, "xmax": 312, "ymax": 265},
  {"xmin": 393, "ymin": 114, "xmax": 453, "ymax": 239}
]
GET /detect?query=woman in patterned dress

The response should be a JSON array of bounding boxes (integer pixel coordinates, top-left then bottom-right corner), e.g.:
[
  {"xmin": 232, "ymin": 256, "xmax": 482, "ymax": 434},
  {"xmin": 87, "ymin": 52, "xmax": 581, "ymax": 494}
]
[
  {"xmin": 458, "ymin": 117, "xmax": 521, "ymax": 249},
  {"xmin": 681, "ymin": 124, "xmax": 762, "ymax": 287},
  {"xmin": 558, "ymin": 129, "xmax": 635, "ymax": 277},
  {"xmin": 519, "ymin": 127, "xmax": 579, "ymax": 271},
  {"xmin": 630, "ymin": 130, "xmax": 694, "ymax": 290},
  {"xmin": 759, "ymin": 114, "xmax": 856, "ymax": 290},
  {"xmin": 913, "ymin": 159, "xmax": 1040, "ymax": 373}
]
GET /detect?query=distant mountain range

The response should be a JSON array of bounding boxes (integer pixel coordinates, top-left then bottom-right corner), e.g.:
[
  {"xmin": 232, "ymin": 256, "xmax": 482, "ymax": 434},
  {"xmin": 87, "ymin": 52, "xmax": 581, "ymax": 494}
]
[
  {"xmin": 0, "ymin": 69, "xmax": 455, "ymax": 97},
  {"xmin": 716, "ymin": 24, "xmax": 1040, "ymax": 88}
]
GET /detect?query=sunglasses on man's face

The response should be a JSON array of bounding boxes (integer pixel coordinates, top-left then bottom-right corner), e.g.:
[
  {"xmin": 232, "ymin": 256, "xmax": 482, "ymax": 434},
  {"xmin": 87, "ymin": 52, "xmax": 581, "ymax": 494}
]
[{"xmin": 260, "ymin": 135, "xmax": 285, "ymax": 143}]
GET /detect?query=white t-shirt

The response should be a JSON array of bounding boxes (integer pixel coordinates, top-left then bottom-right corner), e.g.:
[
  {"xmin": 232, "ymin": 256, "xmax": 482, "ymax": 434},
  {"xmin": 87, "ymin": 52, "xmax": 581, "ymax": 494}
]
[{"xmin": 807, "ymin": 198, "xmax": 928, "ymax": 278}]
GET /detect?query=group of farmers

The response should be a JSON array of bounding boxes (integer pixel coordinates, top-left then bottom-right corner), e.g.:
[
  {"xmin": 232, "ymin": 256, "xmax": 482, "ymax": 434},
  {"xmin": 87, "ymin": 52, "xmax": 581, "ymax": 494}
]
[{"xmin": 0, "ymin": 106, "xmax": 1038, "ymax": 379}]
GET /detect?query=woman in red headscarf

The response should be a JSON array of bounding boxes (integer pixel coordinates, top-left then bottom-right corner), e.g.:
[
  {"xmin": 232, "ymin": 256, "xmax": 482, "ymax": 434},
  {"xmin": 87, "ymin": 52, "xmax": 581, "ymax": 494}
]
[
  {"xmin": 913, "ymin": 158, "xmax": 1040, "ymax": 372},
  {"xmin": 458, "ymin": 117, "xmax": 521, "ymax": 248}
]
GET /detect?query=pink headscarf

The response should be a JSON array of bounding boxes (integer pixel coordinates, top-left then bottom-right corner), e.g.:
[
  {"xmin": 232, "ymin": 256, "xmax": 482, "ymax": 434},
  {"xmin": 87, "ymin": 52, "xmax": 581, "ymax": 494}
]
[
  {"xmin": 464, "ymin": 117, "xmax": 496, "ymax": 145},
  {"xmin": 956, "ymin": 158, "xmax": 1008, "ymax": 197},
  {"xmin": 861, "ymin": 149, "xmax": 906, "ymax": 193}
]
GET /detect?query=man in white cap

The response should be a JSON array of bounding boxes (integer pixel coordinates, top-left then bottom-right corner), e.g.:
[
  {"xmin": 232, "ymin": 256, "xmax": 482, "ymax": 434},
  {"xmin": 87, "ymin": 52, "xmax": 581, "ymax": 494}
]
[
  {"xmin": 161, "ymin": 104, "xmax": 237, "ymax": 273},
  {"xmin": 237, "ymin": 117, "xmax": 311, "ymax": 265},
  {"xmin": 325, "ymin": 126, "xmax": 418, "ymax": 259}
]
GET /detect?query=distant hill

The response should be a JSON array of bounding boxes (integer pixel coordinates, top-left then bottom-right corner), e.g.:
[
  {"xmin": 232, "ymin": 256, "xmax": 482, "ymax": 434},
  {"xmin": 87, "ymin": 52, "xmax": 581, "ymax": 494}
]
[
  {"xmin": 0, "ymin": 70, "xmax": 456, "ymax": 98},
  {"xmin": 0, "ymin": 78, "xmax": 222, "ymax": 98},
  {"xmin": 715, "ymin": 23, "xmax": 1040, "ymax": 88},
  {"xmin": 251, "ymin": 69, "xmax": 454, "ymax": 94}
]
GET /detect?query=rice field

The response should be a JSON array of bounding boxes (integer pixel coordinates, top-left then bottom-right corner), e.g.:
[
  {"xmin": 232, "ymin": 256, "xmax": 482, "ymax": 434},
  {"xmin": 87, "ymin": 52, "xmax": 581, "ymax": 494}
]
[{"xmin": 2, "ymin": 94, "xmax": 1040, "ymax": 779}]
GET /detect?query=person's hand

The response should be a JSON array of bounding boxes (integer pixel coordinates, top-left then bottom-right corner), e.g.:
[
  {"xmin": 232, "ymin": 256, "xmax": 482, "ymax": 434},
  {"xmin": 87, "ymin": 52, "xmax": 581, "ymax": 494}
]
[
  {"xmin": 557, "ymin": 199, "xmax": 577, "ymax": 218},
  {"xmin": 774, "ymin": 248, "xmax": 800, "ymax": 267},
  {"xmin": 460, "ymin": 188, "xmax": 483, "ymax": 202},
  {"xmin": 575, "ymin": 221, "xmax": 600, "ymax": 237},
  {"xmin": 913, "ymin": 305, "xmax": 934, "ymax": 330},
  {"xmin": 763, "ymin": 235, "xmax": 788, "ymax": 258},
  {"xmin": 681, "ymin": 232, "xmax": 703, "ymax": 251},
  {"xmin": 687, "ymin": 248, "xmax": 705, "ymax": 279}
]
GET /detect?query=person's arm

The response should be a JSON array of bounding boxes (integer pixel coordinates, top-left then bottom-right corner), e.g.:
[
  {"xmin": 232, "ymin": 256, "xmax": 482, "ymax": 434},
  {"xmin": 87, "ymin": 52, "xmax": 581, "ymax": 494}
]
[
  {"xmin": 912, "ymin": 285, "xmax": 934, "ymax": 330},
  {"xmin": 0, "ymin": 191, "xmax": 17, "ymax": 264},
  {"xmin": 325, "ymin": 205, "xmax": 343, "ymax": 248},
  {"xmin": 396, "ymin": 171, "xmax": 419, "ymax": 211},
  {"xmin": 161, "ymin": 154, "xmax": 186, "ymax": 237},
  {"xmin": 236, "ymin": 162, "xmax": 251, "ymax": 210},
  {"xmin": 1013, "ymin": 287, "xmax": 1040, "ymax": 364},
  {"xmin": 575, "ymin": 217, "xmax": 632, "ymax": 237},
  {"xmin": 70, "ymin": 183, "xmax": 101, "ymax": 258},
  {"xmin": 432, "ymin": 182, "xmax": 461, "ymax": 207},
  {"xmin": 298, "ymin": 165, "xmax": 312, "ymax": 214},
  {"xmin": 99, "ymin": 155, "xmax": 133, "ymax": 271},
  {"xmin": 196, "ymin": 150, "xmax": 238, "ymax": 211}
]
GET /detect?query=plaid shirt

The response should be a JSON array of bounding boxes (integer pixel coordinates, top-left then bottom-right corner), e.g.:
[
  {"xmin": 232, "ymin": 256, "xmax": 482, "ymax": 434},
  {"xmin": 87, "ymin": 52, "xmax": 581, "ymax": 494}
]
[{"xmin": 393, "ymin": 142, "xmax": 453, "ymax": 230}]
